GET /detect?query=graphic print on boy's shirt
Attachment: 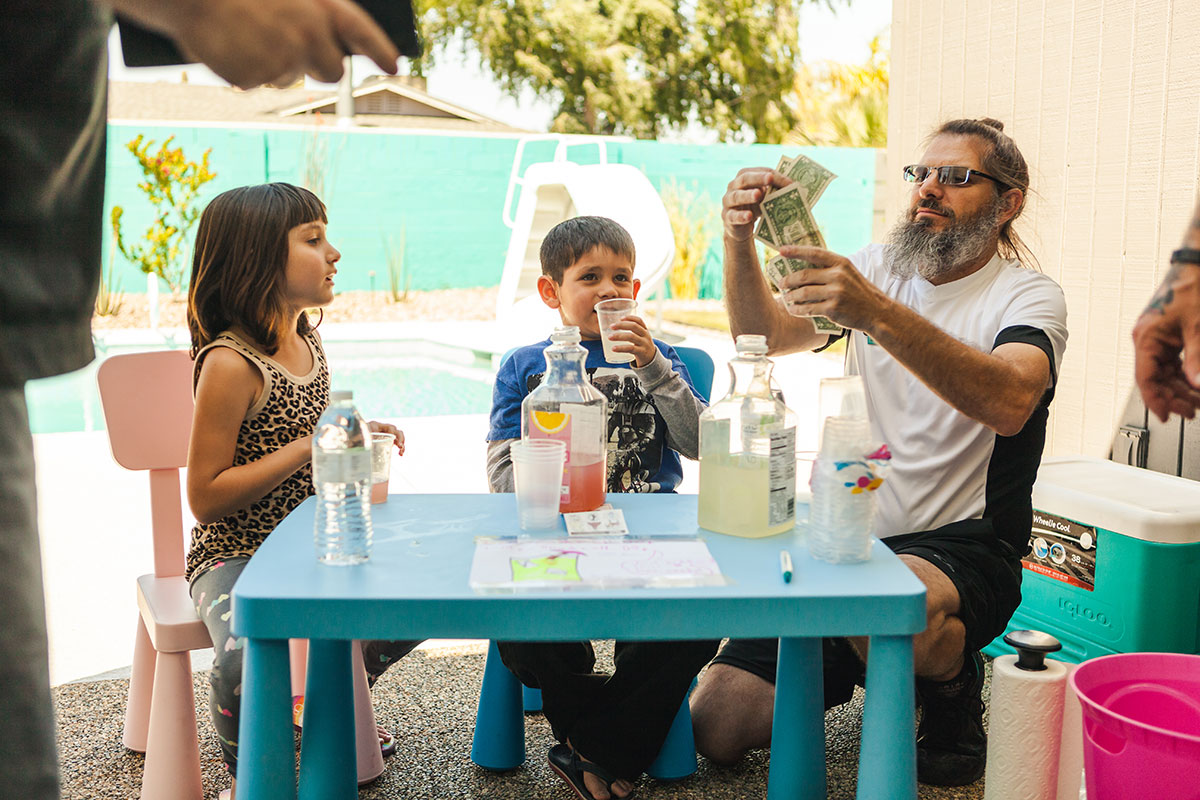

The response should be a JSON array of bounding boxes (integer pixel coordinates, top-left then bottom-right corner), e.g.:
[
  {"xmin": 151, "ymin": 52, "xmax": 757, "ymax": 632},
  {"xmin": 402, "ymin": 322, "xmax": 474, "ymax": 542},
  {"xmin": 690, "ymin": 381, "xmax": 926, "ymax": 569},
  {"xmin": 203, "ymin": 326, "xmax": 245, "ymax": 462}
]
[{"xmin": 524, "ymin": 366, "xmax": 664, "ymax": 494}]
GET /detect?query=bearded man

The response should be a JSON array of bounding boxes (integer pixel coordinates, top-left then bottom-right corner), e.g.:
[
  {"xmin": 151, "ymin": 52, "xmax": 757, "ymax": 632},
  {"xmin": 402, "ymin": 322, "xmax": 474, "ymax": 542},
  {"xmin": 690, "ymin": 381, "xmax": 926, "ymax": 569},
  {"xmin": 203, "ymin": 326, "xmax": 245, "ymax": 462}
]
[{"xmin": 690, "ymin": 118, "xmax": 1069, "ymax": 787}]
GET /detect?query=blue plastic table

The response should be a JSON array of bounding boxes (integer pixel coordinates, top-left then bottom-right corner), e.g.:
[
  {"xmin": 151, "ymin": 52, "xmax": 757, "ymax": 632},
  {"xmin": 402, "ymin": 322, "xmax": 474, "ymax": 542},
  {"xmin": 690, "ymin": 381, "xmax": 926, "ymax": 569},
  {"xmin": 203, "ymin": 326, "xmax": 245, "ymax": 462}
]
[{"xmin": 231, "ymin": 493, "xmax": 926, "ymax": 800}]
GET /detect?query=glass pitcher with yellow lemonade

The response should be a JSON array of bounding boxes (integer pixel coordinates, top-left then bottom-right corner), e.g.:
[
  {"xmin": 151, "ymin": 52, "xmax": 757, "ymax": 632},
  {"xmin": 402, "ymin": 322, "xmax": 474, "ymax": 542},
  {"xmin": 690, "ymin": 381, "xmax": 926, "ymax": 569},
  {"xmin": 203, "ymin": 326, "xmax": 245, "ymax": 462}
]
[{"xmin": 698, "ymin": 335, "xmax": 797, "ymax": 537}]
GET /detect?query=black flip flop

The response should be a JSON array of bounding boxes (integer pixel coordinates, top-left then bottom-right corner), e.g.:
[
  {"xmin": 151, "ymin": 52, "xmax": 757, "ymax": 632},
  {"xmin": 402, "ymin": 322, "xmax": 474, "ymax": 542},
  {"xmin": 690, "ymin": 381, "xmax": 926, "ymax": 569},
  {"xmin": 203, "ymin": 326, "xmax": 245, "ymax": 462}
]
[{"xmin": 547, "ymin": 743, "xmax": 633, "ymax": 800}]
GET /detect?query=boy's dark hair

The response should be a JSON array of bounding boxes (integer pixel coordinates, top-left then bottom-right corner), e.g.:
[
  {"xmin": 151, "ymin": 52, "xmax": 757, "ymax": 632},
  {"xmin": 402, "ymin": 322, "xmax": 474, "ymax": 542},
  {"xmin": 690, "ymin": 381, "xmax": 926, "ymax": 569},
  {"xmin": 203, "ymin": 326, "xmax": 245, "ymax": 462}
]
[
  {"xmin": 539, "ymin": 216, "xmax": 636, "ymax": 283},
  {"xmin": 187, "ymin": 182, "xmax": 327, "ymax": 358}
]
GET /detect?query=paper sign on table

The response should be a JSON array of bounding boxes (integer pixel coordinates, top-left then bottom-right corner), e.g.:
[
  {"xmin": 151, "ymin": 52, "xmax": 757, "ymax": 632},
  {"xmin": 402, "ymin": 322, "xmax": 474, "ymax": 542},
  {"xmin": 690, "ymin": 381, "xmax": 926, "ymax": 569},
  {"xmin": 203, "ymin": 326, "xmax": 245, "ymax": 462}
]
[
  {"xmin": 468, "ymin": 538, "xmax": 725, "ymax": 591},
  {"xmin": 563, "ymin": 507, "xmax": 629, "ymax": 536}
]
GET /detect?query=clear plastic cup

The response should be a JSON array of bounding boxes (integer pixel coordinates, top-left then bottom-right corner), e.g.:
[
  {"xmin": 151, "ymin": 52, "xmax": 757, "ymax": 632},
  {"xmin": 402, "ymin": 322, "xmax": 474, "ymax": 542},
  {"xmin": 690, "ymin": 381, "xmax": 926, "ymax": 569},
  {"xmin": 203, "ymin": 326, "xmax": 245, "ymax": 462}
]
[
  {"xmin": 594, "ymin": 298, "xmax": 638, "ymax": 363},
  {"xmin": 808, "ymin": 416, "xmax": 877, "ymax": 563},
  {"xmin": 818, "ymin": 376, "xmax": 868, "ymax": 448},
  {"xmin": 370, "ymin": 432, "xmax": 395, "ymax": 504},
  {"xmin": 510, "ymin": 439, "xmax": 567, "ymax": 530}
]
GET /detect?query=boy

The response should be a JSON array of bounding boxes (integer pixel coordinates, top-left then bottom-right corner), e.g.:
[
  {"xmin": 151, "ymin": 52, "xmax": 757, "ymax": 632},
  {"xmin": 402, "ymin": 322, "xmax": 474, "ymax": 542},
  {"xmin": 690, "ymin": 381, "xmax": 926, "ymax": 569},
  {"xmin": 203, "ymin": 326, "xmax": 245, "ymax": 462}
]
[{"xmin": 486, "ymin": 216, "xmax": 718, "ymax": 800}]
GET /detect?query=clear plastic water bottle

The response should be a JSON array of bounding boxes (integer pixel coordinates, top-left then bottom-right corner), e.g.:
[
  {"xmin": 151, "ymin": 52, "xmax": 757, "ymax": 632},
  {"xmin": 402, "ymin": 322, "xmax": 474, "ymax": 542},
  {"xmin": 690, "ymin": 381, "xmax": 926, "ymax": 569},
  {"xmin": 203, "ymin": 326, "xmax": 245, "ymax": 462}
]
[{"xmin": 312, "ymin": 389, "xmax": 373, "ymax": 564}]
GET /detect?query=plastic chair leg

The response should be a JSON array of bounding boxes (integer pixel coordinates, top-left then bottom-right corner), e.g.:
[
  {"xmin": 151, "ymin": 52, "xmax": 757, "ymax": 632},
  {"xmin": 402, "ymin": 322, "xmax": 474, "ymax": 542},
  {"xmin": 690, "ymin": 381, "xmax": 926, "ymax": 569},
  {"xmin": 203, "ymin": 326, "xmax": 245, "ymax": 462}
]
[
  {"xmin": 523, "ymin": 685, "xmax": 543, "ymax": 713},
  {"xmin": 646, "ymin": 693, "xmax": 697, "ymax": 780},
  {"xmin": 352, "ymin": 642, "xmax": 385, "ymax": 784},
  {"xmin": 123, "ymin": 615, "xmax": 156, "ymax": 752},
  {"xmin": 289, "ymin": 639, "xmax": 309, "ymax": 698},
  {"xmin": 140, "ymin": 650, "xmax": 203, "ymax": 800},
  {"xmin": 471, "ymin": 640, "xmax": 526, "ymax": 770}
]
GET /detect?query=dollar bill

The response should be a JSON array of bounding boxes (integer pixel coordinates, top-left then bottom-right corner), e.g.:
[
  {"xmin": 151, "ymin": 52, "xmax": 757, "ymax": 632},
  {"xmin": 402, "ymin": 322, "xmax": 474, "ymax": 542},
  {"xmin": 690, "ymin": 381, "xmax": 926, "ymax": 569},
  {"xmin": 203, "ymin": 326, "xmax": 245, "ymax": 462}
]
[
  {"xmin": 783, "ymin": 153, "xmax": 836, "ymax": 208},
  {"xmin": 755, "ymin": 154, "xmax": 837, "ymax": 248},
  {"xmin": 760, "ymin": 183, "xmax": 827, "ymax": 249},
  {"xmin": 764, "ymin": 255, "xmax": 843, "ymax": 334}
]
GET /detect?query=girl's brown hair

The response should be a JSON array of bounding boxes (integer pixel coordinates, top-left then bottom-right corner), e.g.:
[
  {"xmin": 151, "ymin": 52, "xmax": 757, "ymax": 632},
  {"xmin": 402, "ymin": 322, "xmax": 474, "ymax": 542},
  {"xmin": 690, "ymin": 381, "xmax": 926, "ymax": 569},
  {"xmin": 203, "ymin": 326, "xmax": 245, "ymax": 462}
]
[{"xmin": 187, "ymin": 183, "xmax": 327, "ymax": 358}]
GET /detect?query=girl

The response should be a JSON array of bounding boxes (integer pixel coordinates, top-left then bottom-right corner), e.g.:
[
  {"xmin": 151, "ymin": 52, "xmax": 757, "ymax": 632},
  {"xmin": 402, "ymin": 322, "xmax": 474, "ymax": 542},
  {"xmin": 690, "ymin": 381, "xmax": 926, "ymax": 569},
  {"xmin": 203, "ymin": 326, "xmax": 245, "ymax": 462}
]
[{"xmin": 184, "ymin": 183, "xmax": 416, "ymax": 799}]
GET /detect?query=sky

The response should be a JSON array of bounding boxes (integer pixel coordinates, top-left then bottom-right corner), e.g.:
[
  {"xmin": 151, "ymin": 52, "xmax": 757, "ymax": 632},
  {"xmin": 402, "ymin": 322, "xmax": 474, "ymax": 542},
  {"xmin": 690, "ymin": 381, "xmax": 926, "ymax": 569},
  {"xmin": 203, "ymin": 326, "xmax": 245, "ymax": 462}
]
[{"xmin": 108, "ymin": 0, "xmax": 892, "ymax": 135}]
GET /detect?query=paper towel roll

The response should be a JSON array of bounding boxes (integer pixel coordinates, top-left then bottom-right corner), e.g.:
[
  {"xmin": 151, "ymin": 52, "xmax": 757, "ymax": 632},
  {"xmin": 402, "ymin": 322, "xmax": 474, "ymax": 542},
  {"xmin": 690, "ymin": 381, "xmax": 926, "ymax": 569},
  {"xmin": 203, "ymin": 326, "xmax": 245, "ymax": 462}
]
[{"xmin": 984, "ymin": 654, "xmax": 1070, "ymax": 800}]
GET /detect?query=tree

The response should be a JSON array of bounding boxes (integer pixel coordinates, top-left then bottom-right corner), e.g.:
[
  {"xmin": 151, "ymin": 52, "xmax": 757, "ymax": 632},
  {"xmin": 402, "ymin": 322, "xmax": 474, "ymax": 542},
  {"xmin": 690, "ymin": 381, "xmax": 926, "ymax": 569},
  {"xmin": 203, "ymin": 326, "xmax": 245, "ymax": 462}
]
[
  {"xmin": 111, "ymin": 135, "xmax": 216, "ymax": 295},
  {"xmin": 416, "ymin": 0, "xmax": 844, "ymax": 142},
  {"xmin": 785, "ymin": 33, "xmax": 888, "ymax": 148}
]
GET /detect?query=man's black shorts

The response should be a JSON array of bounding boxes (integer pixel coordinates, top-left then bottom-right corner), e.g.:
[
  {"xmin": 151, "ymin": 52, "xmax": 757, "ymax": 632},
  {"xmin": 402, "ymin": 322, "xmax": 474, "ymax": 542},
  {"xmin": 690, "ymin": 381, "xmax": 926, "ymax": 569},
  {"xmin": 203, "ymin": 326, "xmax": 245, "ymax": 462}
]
[{"xmin": 712, "ymin": 518, "xmax": 1022, "ymax": 691}]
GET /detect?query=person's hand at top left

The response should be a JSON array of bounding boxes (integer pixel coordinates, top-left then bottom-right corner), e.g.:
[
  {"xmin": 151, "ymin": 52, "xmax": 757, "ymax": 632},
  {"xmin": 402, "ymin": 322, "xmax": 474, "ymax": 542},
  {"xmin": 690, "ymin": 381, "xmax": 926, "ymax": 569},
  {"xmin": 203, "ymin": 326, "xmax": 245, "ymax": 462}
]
[
  {"xmin": 108, "ymin": 0, "xmax": 402, "ymax": 89},
  {"xmin": 775, "ymin": 246, "xmax": 894, "ymax": 332},
  {"xmin": 368, "ymin": 421, "xmax": 406, "ymax": 455},
  {"xmin": 607, "ymin": 315, "xmax": 658, "ymax": 368}
]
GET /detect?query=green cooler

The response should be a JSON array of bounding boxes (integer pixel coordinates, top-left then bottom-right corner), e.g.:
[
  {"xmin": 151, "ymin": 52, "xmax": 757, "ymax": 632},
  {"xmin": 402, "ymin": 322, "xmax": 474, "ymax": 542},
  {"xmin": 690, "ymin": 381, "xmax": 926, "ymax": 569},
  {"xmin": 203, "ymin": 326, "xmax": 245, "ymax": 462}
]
[{"xmin": 985, "ymin": 455, "xmax": 1200, "ymax": 664}]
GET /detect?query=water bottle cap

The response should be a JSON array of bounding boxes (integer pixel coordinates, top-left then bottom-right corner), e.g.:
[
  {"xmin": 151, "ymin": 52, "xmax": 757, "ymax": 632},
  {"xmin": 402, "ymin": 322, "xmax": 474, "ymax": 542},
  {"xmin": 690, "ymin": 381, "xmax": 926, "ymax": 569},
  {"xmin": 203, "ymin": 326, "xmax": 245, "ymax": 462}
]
[
  {"xmin": 735, "ymin": 334, "xmax": 768, "ymax": 354},
  {"xmin": 330, "ymin": 389, "xmax": 353, "ymax": 402},
  {"xmin": 551, "ymin": 326, "xmax": 582, "ymax": 344}
]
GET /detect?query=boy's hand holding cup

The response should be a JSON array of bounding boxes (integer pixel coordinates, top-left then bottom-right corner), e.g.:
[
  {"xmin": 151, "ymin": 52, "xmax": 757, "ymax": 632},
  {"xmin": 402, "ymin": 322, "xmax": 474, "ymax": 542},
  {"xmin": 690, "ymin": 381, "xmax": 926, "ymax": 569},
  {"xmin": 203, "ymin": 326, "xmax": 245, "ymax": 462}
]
[{"xmin": 594, "ymin": 299, "xmax": 655, "ymax": 367}]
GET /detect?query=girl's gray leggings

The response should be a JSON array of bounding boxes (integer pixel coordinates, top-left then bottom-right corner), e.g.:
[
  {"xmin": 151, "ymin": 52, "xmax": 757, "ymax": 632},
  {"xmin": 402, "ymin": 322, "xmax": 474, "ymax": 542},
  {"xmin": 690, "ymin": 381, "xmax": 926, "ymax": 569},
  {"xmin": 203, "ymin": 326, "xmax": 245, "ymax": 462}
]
[{"xmin": 190, "ymin": 557, "xmax": 420, "ymax": 775}]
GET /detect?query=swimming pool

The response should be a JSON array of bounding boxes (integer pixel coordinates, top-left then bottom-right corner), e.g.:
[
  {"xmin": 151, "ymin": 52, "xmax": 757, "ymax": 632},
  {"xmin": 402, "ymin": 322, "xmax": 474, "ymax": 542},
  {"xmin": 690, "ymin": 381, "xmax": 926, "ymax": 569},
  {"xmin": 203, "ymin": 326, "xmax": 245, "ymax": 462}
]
[{"xmin": 24, "ymin": 338, "xmax": 497, "ymax": 435}]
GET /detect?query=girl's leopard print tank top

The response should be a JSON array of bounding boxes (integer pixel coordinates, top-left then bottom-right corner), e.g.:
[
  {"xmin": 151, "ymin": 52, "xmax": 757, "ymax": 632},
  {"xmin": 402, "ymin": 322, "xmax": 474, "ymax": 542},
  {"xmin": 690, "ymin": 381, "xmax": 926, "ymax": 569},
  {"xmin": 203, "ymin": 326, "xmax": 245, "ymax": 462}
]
[{"xmin": 185, "ymin": 328, "xmax": 330, "ymax": 583}]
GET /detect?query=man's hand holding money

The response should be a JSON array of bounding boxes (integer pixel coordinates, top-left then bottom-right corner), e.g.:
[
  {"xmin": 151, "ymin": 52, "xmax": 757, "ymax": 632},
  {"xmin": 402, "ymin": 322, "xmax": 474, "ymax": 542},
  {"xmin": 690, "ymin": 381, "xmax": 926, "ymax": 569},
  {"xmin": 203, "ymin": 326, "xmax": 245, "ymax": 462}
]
[
  {"xmin": 776, "ymin": 246, "xmax": 893, "ymax": 333},
  {"xmin": 721, "ymin": 168, "xmax": 792, "ymax": 242}
]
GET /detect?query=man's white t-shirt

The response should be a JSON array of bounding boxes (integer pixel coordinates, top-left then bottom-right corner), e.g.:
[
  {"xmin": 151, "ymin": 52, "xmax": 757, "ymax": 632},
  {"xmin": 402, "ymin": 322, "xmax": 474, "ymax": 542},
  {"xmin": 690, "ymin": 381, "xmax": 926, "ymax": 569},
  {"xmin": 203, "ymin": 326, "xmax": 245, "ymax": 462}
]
[{"xmin": 841, "ymin": 244, "xmax": 1068, "ymax": 550}]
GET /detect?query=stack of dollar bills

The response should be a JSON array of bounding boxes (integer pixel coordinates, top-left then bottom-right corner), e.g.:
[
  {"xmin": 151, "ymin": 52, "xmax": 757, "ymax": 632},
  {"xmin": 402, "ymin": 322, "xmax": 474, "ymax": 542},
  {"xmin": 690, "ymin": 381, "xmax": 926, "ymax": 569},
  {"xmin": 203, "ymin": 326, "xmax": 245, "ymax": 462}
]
[{"xmin": 756, "ymin": 153, "xmax": 843, "ymax": 334}]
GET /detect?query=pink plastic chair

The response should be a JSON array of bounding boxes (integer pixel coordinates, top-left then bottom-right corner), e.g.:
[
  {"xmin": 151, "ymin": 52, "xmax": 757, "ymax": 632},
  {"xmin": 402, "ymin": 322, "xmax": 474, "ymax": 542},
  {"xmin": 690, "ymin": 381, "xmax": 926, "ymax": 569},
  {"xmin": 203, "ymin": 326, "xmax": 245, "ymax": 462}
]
[
  {"xmin": 99, "ymin": 350, "xmax": 209, "ymax": 800},
  {"xmin": 100, "ymin": 350, "xmax": 386, "ymax": 795}
]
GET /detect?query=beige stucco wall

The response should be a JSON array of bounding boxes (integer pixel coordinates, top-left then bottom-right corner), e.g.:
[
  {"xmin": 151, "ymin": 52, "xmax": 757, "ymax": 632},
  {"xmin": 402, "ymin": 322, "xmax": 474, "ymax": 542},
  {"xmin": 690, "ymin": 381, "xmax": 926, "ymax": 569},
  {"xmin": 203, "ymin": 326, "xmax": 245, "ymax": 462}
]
[{"xmin": 887, "ymin": 0, "xmax": 1200, "ymax": 458}]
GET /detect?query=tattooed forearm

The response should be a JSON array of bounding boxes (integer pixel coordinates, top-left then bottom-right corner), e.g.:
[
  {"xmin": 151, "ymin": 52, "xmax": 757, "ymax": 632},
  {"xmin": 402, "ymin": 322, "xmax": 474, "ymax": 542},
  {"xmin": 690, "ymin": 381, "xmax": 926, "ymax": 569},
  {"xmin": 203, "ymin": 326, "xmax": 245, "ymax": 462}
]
[{"xmin": 1144, "ymin": 262, "xmax": 1184, "ymax": 316}]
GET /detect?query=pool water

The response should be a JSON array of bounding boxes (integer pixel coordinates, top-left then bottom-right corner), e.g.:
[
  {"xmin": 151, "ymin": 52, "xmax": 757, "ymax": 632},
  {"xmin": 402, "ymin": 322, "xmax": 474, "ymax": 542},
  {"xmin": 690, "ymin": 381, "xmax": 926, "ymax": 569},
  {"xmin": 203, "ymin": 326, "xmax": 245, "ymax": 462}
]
[{"xmin": 25, "ymin": 339, "xmax": 497, "ymax": 435}]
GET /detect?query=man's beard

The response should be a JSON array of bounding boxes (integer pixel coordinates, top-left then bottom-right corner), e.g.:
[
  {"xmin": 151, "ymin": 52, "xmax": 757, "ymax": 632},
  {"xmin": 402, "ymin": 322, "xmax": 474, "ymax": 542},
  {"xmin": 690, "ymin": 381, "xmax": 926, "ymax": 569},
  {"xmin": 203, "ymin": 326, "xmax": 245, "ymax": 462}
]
[{"xmin": 885, "ymin": 196, "xmax": 1004, "ymax": 281}]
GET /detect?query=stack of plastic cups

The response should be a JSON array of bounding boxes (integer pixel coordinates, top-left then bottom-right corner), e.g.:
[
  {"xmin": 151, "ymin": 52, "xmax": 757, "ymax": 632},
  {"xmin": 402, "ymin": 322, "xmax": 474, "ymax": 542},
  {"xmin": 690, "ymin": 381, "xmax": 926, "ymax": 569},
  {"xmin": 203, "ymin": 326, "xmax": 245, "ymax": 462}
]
[
  {"xmin": 807, "ymin": 416, "xmax": 876, "ymax": 563},
  {"xmin": 510, "ymin": 439, "xmax": 568, "ymax": 530}
]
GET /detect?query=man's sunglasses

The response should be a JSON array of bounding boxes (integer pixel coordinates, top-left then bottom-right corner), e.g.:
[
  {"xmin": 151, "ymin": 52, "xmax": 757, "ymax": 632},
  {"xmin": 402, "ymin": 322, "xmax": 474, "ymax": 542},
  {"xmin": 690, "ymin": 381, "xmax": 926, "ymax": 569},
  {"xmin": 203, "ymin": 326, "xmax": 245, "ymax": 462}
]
[{"xmin": 902, "ymin": 164, "xmax": 1007, "ymax": 189}]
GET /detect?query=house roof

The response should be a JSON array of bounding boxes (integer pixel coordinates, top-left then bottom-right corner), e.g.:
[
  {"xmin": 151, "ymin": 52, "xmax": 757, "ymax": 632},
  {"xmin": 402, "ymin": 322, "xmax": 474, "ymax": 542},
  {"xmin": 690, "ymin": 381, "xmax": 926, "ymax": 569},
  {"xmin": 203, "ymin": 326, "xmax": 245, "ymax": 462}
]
[{"xmin": 107, "ymin": 76, "xmax": 529, "ymax": 133}]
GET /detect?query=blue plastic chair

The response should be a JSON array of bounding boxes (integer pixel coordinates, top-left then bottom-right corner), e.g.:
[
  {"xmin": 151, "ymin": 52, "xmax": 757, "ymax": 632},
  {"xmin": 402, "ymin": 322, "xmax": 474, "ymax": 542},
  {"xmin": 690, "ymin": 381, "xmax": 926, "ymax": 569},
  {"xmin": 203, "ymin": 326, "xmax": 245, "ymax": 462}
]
[
  {"xmin": 672, "ymin": 345, "xmax": 715, "ymax": 403},
  {"xmin": 472, "ymin": 642, "xmax": 699, "ymax": 778},
  {"xmin": 472, "ymin": 342, "xmax": 717, "ymax": 776}
]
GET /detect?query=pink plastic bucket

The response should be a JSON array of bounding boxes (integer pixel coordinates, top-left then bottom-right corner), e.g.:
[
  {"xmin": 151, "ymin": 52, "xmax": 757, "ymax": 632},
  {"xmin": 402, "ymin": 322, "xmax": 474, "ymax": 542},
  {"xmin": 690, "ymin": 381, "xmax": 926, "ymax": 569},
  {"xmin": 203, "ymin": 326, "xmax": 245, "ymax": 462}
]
[{"xmin": 1070, "ymin": 653, "xmax": 1200, "ymax": 800}]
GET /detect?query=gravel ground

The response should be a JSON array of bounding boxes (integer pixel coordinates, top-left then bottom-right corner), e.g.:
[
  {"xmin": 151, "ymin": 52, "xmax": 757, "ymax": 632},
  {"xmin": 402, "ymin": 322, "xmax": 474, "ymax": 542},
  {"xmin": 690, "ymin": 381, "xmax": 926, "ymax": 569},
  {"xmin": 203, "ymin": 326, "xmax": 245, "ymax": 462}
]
[{"xmin": 55, "ymin": 643, "xmax": 989, "ymax": 800}]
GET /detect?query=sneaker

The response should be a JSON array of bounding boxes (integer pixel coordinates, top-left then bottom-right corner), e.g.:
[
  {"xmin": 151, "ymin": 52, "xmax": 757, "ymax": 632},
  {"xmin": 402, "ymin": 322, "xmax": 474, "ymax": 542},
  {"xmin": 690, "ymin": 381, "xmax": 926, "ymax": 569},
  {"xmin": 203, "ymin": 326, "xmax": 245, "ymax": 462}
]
[{"xmin": 915, "ymin": 650, "xmax": 986, "ymax": 786}]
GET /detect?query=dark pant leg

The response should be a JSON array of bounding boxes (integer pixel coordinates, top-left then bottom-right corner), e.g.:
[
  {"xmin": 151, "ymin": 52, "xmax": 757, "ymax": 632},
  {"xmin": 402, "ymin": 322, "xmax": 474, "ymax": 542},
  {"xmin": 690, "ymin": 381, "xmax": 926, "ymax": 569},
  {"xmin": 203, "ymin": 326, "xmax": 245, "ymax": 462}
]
[
  {"xmin": 362, "ymin": 639, "xmax": 423, "ymax": 686},
  {"xmin": 190, "ymin": 558, "xmax": 249, "ymax": 777},
  {"xmin": 496, "ymin": 640, "xmax": 605, "ymax": 743},
  {"xmin": 569, "ymin": 638, "xmax": 720, "ymax": 779},
  {"xmin": 0, "ymin": 387, "xmax": 59, "ymax": 798}
]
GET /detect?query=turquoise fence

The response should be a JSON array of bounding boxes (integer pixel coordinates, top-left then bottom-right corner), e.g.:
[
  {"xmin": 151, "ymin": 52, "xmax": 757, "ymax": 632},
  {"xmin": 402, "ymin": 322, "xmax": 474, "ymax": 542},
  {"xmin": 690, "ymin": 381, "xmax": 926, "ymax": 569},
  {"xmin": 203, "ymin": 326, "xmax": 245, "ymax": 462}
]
[{"xmin": 103, "ymin": 124, "xmax": 878, "ymax": 299}]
